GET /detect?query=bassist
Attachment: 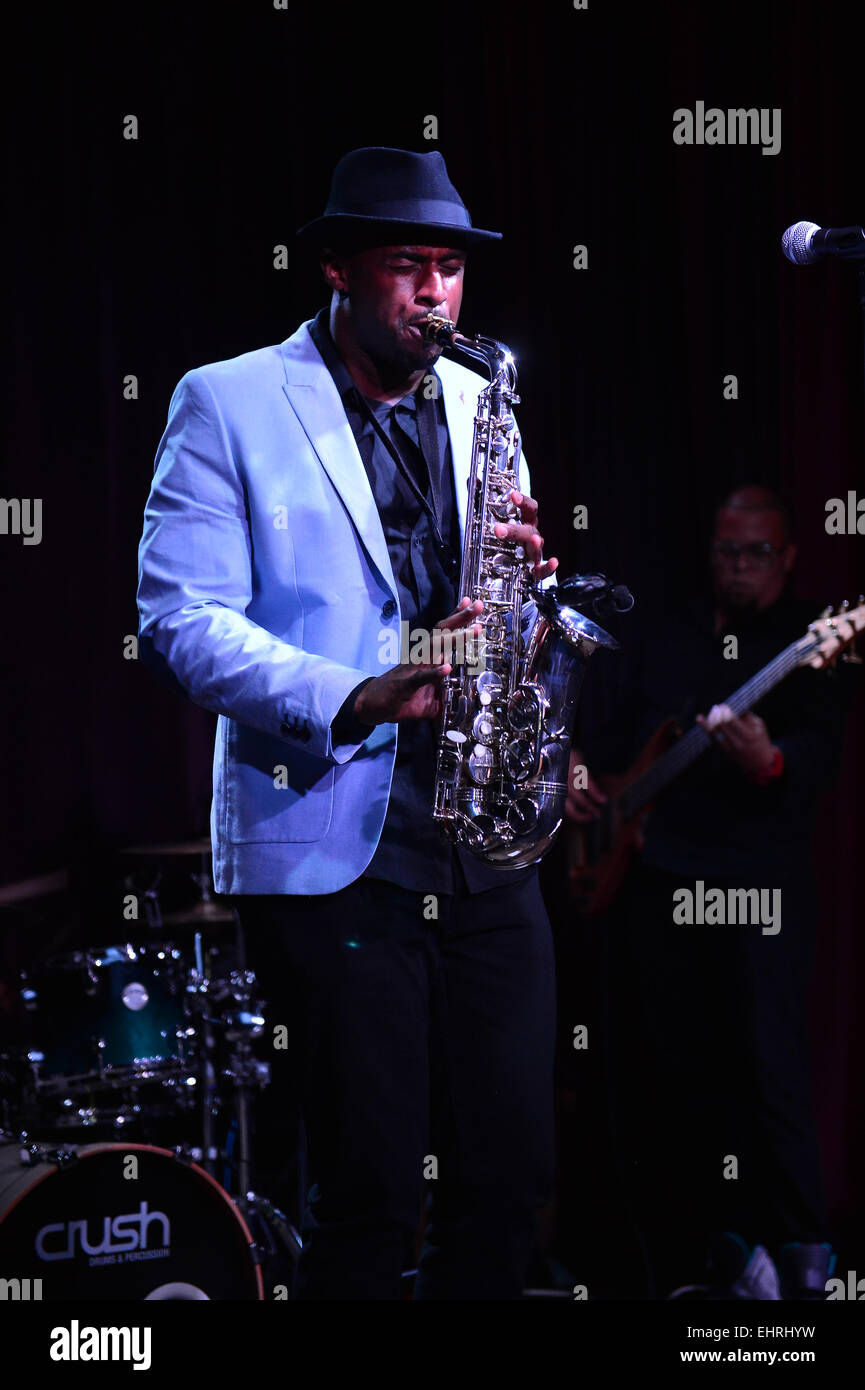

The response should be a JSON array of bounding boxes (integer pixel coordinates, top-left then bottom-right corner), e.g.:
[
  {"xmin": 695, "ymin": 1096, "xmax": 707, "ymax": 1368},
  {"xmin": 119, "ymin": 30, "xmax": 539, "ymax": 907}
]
[{"xmin": 564, "ymin": 485, "xmax": 858, "ymax": 1300}]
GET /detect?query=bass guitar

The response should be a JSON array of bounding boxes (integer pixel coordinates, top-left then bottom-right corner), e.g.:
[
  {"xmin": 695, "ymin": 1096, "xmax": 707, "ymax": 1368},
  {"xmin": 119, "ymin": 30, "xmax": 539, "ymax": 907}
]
[{"xmin": 567, "ymin": 601, "xmax": 864, "ymax": 915}]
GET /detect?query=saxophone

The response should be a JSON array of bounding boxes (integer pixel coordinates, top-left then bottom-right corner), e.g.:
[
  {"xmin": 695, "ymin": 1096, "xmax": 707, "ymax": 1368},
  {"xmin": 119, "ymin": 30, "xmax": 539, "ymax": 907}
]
[{"xmin": 426, "ymin": 313, "xmax": 628, "ymax": 868}]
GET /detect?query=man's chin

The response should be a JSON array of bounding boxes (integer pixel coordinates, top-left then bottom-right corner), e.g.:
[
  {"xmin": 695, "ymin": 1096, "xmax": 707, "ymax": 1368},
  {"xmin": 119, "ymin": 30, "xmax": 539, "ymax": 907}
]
[
  {"xmin": 370, "ymin": 330, "xmax": 440, "ymax": 381},
  {"xmin": 396, "ymin": 336, "xmax": 440, "ymax": 372},
  {"xmin": 407, "ymin": 327, "xmax": 441, "ymax": 355},
  {"xmin": 722, "ymin": 591, "xmax": 759, "ymax": 612}
]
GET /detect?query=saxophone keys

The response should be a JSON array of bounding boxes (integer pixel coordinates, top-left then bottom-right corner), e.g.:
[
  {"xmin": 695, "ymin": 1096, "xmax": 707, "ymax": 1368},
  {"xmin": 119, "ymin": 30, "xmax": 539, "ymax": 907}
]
[
  {"xmin": 453, "ymin": 810, "xmax": 488, "ymax": 848},
  {"xmin": 468, "ymin": 744, "xmax": 495, "ymax": 785},
  {"xmin": 436, "ymin": 747, "xmax": 461, "ymax": 784},
  {"xmin": 472, "ymin": 713, "xmax": 496, "ymax": 744},
  {"xmin": 504, "ymin": 738, "xmax": 536, "ymax": 782},
  {"xmin": 487, "ymin": 551, "xmax": 514, "ymax": 575},
  {"xmin": 508, "ymin": 688, "xmax": 540, "ymax": 732},
  {"xmin": 475, "ymin": 671, "xmax": 502, "ymax": 705},
  {"xmin": 506, "ymin": 797, "xmax": 538, "ymax": 835}
]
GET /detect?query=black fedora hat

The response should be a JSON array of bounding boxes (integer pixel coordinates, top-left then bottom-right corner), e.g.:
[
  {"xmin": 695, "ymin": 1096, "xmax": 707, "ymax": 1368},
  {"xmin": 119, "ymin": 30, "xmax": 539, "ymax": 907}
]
[{"xmin": 296, "ymin": 147, "xmax": 501, "ymax": 248}]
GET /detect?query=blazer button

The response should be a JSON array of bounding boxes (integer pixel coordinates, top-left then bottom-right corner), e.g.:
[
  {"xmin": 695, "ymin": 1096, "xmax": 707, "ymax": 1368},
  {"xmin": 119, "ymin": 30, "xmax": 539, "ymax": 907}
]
[{"xmin": 381, "ymin": 599, "xmax": 397, "ymax": 620}]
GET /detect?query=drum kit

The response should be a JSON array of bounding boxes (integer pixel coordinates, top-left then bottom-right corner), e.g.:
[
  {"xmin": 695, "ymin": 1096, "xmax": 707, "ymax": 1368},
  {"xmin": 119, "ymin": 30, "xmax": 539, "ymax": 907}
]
[{"xmin": 0, "ymin": 840, "xmax": 300, "ymax": 1301}]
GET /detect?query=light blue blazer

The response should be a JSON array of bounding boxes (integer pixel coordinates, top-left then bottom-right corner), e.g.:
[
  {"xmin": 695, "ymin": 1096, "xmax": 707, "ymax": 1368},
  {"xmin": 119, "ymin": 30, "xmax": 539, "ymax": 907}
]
[{"xmin": 137, "ymin": 318, "xmax": 536, "ymax": 895}]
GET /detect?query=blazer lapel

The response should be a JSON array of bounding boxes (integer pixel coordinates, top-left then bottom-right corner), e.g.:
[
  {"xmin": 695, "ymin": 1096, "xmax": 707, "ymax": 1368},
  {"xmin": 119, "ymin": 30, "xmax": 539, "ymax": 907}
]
[{"xmin": 279, "ymin": 323, "xmax": 396, "ymax": 596}]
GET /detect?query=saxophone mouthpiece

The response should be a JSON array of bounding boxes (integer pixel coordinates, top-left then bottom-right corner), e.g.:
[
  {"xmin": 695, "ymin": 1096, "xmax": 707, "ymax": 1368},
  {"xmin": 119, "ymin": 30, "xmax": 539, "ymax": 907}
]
[{"xmin": 424, "ymin": 313, "xmax": 456, "ymax": 345}]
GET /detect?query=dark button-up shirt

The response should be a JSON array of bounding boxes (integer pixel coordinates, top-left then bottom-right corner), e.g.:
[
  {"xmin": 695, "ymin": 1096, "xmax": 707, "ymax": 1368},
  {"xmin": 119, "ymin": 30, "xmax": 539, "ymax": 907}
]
[{"xmin": 309, "ymin": 307, "xmax": 533, "ymax": 894}]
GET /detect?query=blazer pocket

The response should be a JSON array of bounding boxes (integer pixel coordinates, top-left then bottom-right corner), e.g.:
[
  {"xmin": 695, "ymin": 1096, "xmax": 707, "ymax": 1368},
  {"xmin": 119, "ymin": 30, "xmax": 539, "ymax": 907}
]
[{"xmin": 226, "ymin": 723, "xmax": 334, "ymax": 844}]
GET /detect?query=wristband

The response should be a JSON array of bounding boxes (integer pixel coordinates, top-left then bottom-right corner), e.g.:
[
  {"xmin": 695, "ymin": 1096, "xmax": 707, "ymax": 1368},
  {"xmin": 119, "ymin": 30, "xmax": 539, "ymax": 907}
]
[{"xmin": 747, "ymin": 746, "xmax": 785, "ymax": 786}]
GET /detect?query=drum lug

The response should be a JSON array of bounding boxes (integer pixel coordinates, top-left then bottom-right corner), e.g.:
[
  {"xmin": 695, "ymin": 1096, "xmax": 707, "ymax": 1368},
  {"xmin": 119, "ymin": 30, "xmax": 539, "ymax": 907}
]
[
  {"xmin": 48, "ymin": 1146, "xmax": 80, "ymax": 1169},
  {"xmin": 16, "ymin": 1137, "xmax": 47, "ymax": 1167}
]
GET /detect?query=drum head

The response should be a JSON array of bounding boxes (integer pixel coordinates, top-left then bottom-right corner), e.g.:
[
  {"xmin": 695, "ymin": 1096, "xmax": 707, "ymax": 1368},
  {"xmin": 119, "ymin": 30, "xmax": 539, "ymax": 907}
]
[
  {"xmin": 21, "ymin": 945, "xmax": 188, "ymax": 1087},
  {"xmin": 0, "ymin": 1144, "xmax": 263, "ymax": 1300}
]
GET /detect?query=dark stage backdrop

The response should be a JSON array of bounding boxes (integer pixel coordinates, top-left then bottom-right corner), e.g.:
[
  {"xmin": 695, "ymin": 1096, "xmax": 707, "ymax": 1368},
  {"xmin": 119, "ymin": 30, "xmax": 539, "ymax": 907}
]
[{"xmin": 3, "ymin": 0, "xmax": 863, "ymax": 1263}]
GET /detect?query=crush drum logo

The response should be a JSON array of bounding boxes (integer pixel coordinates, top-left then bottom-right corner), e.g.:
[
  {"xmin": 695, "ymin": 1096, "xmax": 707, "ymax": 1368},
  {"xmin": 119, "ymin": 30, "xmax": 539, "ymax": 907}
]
[{"xmin": 35, "ymin": 1202, "xmax": 170, "ymax": 1265}]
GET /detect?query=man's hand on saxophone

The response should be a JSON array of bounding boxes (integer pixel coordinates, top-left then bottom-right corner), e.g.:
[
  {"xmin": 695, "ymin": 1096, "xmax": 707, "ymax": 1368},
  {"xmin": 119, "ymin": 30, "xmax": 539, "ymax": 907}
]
[
  {"xmin": 493, "ymin": 490, "xmax": 559, "ymax": 583},
  {"xmin": 352, "ymin": 598, "xmax": 484, "ymax": 728}
]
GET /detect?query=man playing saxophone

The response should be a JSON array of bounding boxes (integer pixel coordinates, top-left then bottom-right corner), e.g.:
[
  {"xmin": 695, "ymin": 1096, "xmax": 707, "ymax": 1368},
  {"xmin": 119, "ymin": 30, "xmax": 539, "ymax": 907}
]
[{"xmin": 137, "ymin": 147, "xmax": 561, "ymax": 1299}]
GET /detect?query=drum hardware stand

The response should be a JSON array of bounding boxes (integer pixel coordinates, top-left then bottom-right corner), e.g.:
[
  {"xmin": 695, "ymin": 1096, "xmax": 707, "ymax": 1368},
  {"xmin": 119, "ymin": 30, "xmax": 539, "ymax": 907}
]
[
  {"xmin": 175, "ymin": 951, "xmax": 300, "ymax": 1282},
  {"xmin": 142, "ymin": 873, "xmax": 164, "ymax": 932},
  {"xmin": 236, "ymin": 1191, "xmax": 303, "ymax": 1271},
  {"xmin": 209, "ymin": 962, "xmax": 269, "ymax": 1197},
  {"xmin": 190, "ymin": 852, "xmax": 219, "ymax": 925},
  {"xmin": 186, "ymin": 930, "xmax": 221, "ymax": 1178},
  {"xmin": 122, "ymin": 867, "xmax": 164, "ymax": 932},
  {"xmin": 184, "ymin": 929, "xmax": 269, "ymax": 1188},
  {"xmin": 189, "ymin": 902, "xmax": 302, "ymax": 1268},
  {"xmin": 220, "ymin": 1030, "xmax": 269, "ymax": 1198}
]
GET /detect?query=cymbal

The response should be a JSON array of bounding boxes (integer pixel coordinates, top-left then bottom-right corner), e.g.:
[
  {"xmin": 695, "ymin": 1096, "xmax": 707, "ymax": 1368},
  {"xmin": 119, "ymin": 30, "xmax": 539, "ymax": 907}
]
[
  {"xmin": 122, "ymin": 839, "xmax": 212, "ymax": 857},
  {"xmin": 161, "ymin": 901, "xmax": 236, "ymax": 927},
  {"xmin": 0, "ymin": 869, "xmax": 69, "ymax": 906}
]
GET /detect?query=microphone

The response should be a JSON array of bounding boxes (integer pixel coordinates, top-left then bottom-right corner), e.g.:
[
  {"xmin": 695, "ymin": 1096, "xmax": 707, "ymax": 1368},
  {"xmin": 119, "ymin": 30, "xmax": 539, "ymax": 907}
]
[
  {"xmin": 556, "ymin": 572, "xmax": 635, "ymax": 621},
  {"xmin": 609, "ymin": 584, "xmax": 636, "ymax": 614},
  {"xmin": 781, "ymin": 221, "xmax": 865, "ymax": 266}
]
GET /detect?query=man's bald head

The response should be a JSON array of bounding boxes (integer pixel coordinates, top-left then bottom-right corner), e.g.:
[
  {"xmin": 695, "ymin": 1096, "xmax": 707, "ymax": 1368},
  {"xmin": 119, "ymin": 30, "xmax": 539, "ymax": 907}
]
[{"xmin": 714, "ymin": 485, "xmax": 794, "ymax": 544}]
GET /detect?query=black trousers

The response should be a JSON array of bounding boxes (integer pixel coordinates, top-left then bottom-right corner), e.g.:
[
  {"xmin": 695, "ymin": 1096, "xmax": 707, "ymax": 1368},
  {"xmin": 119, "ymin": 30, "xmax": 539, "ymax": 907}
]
[
  {"xmin": 236, "ymin": 870, "xmax": 556, "ymax": 1300},
  {"xmin": 610, "ymin": 863, "xmax": 828, "ymax": 1288}
]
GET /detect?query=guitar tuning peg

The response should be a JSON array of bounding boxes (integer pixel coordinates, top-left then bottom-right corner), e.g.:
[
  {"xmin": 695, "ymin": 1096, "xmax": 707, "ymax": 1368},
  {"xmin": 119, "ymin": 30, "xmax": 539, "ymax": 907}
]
[
  {"xmin": 842, "ymin": 650, "xmax": 863, "ymax": 664},
  {"xmin": 841, "ymin": 599, "xmax": 850, "ymax": 611}
]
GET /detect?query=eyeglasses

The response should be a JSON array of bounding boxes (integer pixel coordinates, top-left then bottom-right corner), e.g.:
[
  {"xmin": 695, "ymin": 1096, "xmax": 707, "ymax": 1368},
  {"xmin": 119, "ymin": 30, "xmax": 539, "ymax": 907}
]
[{"xmin": 711, "ymin": 540, "xmax": 782, "ymax": 569}]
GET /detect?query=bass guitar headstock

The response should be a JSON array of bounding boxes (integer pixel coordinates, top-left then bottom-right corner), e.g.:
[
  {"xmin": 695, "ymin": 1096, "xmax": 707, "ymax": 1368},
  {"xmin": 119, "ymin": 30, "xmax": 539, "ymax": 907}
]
[{"xmin": 803, "ymin": 599, "xmax": 865, "ymax": 669}]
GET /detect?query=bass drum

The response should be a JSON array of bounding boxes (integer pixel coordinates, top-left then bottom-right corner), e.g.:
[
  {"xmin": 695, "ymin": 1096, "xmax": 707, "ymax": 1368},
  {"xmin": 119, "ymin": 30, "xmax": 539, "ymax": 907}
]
[{"xmin": 0, "ymin": 1142, "xmax": 263, "ymax": 1300}]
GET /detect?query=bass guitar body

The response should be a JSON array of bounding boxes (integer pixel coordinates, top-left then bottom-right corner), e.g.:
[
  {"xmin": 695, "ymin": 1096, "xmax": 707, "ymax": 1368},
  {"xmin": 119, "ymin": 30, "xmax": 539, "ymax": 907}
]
[{"xmin": 567, "ymin": 717, "xmax": 678, "ymax": 916}]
